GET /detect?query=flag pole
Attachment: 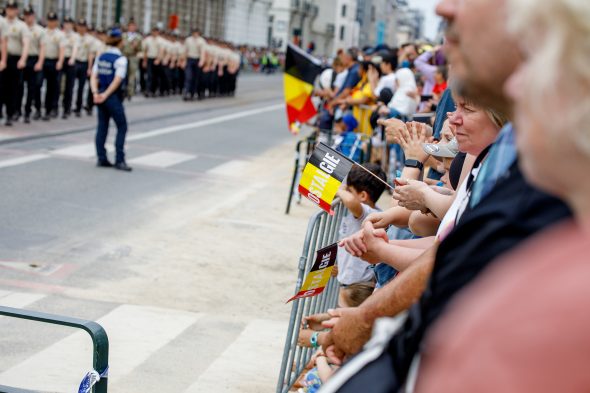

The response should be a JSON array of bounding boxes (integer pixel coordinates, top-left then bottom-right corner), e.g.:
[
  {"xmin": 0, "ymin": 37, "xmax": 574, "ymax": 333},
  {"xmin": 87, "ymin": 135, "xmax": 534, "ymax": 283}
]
[{"xmin": 352, "ymin": 162, "xmax": 395, "ymax": 191}]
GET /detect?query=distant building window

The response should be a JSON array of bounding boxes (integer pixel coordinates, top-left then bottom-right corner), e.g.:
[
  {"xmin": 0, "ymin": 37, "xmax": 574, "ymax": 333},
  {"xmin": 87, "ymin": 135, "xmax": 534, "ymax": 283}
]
[
  {"xmin": 342, "ymin": 4, "xmax": 347, "ymax": 17},
  {"xmin": 340, "ymin": 25, "xmax": 345, "ymax": 40},
  {"xmin": 371, "ymin": 5, "xmax": 376, "ymax": 21}
]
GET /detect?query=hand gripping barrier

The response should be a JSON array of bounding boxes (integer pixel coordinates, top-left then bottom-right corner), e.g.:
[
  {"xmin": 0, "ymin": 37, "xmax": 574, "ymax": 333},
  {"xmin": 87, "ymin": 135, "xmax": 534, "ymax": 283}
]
[
  {"xmin": 0, "ymin": 306, "xmax": 109, "ymax": 393},
  {"xmin": 276, "ymin": 200, "xmax": 345, "ymax": 393}
]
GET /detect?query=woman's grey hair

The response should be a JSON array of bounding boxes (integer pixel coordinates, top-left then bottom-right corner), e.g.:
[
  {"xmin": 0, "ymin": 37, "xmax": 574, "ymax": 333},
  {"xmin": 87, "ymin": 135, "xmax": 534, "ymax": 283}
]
[{"xmin": 508, "ymin": 0, "xmax": 590, "ymax": 156}]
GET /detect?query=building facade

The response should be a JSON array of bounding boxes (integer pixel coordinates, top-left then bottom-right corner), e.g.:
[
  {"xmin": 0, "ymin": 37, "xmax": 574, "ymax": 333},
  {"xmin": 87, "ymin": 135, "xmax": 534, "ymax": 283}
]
[{"xmin": 223, "ymin": 0, "xmax": 273, "ymax": 46}]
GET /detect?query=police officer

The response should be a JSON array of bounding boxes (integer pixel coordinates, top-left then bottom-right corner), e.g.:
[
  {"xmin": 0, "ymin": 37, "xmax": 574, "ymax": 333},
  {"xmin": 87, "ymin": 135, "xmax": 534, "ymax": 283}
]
[
  {"xmin": 183, "ymin": 28, "xmax": 205, "ymax": 101},
  {"xmin": 61, "ymin": 16, "xmax": 79, "ymax": 119},
  {"xmin": 22, "ymin": 5, "xmax": 45, "ymax": 122},
  {"xmin": 73, "ymin": 18, "xmax": 93, "ymax": 117},
  {"xmin": 121, "ymin": 18, "xmax": 142, "ymax": 100},
  {"xmin": 90, "ymin": 27, "xmax": 132, "ymax": 172},
  {"xmin": 43, "ymin": 12, "xmax": 65, "ymax": 120},
  {"xmin": 1, "ymin": 0, "xmax": 30, "ymax": 126}
]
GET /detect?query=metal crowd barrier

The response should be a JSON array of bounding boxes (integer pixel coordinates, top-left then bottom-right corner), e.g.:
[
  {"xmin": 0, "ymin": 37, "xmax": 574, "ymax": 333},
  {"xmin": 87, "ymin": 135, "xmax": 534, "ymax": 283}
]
[
  {"xmin": 276, "ymin": 200, "xmax": 346, "ymax": 393},
  {"xmin": 0, "ymin": 306, "xmax": 109, "ymax": 393}
]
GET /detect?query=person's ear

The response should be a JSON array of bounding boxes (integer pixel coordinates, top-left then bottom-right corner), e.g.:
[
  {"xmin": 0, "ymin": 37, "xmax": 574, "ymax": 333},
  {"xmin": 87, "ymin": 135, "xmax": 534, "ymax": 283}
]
[{"xmin": 360, "ymin": 190, "xmax": 370, "ymax": 203}]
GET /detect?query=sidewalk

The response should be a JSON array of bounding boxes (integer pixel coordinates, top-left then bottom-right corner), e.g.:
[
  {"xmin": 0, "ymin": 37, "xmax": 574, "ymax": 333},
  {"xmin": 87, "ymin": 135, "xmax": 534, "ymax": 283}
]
[{"xmin": 0, "ymin": 74, "xmax": 283, "ymax": 145}]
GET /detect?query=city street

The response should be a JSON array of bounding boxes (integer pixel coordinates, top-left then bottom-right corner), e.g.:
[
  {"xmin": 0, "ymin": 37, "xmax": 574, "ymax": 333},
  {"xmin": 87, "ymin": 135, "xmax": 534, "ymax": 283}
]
[{"xmin": 0, "ymin": 73, "xmax": 317, "ymax": 392}]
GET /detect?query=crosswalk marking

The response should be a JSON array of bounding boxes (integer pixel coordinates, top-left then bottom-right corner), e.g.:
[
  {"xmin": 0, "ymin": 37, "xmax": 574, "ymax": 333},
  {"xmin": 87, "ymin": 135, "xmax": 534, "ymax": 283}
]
[
  {"xmin": 52, "ymin": 143, "xmax": 109, "ymax": 159},
  {"xmin": 127, "ymin": 151, "xmax": 197, "ymax": 168},
  {"xmin": 207, "ymin": 159, "xmax": 250, "ymax": 177},
  {"xmin": 0, "ymin": 291, "xmax": 45, "ymax": 309},
  {"xmin": 184, "ymin": 319, "xmax": 287, "ymax": 393},
  {"xmin": 0, "ymin": 304, "xmax": 202, "ymax": 391},
  {"xmin": 0, "ymin": 154, "xmax": 50, "ymax": 169}
]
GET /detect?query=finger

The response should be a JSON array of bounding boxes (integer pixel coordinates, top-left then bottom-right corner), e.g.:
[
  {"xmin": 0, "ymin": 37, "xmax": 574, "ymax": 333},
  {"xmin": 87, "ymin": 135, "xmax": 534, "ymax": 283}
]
[{"xmin": 352, "ymin": 236, "xmax": 367, "ymax": 254}]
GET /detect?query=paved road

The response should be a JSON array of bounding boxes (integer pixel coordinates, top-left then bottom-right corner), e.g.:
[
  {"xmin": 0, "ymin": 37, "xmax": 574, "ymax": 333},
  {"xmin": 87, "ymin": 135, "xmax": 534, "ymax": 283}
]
[{"xmin": 0, "ymin": 73, "xmax": 317, "ymax": 392}]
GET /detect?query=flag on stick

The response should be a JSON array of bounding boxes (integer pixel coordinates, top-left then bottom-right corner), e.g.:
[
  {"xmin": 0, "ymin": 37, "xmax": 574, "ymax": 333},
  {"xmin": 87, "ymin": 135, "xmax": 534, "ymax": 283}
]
[
  {"xmin": 287, "ymin": 243, "xmax": 338, "ymax": 303},
  {"xmin": 284, "ymin": 43, "xmax": 322, "ymax": 134},
  {"xmin": 298, "ymin": 143, "xmax": 354, "ymax": 214}
]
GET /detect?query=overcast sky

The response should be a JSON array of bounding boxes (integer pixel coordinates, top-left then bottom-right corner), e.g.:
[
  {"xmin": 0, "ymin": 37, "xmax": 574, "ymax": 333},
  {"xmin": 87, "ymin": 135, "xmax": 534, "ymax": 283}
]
[{"xmin": 408, "ymin": 0, "xmax": 441, "ymax": 40}]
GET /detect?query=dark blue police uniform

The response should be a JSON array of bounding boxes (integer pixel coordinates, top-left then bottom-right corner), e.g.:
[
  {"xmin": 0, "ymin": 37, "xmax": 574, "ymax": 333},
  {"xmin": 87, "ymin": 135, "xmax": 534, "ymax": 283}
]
[{"xmin": 93, "ymin": 29, "xmax": 131, "ymax": 171}]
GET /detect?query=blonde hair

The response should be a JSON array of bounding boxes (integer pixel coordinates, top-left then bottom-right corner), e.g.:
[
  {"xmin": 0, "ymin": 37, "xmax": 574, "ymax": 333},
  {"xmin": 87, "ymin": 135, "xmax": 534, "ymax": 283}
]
[{"xmin": 508, "ymin": 0, "xmax": 590, "ymax": 156}]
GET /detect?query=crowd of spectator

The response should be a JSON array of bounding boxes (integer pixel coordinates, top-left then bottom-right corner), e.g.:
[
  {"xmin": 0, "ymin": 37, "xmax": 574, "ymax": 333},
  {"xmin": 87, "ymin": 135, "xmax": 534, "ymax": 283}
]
[{"xmin": 291, "ymin": 0, "xmax": 590, "ymax": 391}]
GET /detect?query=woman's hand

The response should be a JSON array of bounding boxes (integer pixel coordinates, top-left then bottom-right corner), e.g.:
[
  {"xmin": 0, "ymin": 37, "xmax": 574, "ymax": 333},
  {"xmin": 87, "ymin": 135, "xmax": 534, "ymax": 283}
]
[
  {"xmin": 378, "ymin": 117, "xmax": 406, "ymax": 144},
  {"xmin": 393, "ymin": 179, "xmax": 431, "ymax": 213},
  {"xmin": 399, "ymin": 121, "xmax": 430, "ymax": 162}
]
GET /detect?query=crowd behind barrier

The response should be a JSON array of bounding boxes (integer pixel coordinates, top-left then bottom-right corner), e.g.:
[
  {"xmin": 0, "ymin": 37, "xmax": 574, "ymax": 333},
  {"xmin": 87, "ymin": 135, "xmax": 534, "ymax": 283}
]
[{"xmin": 277, "ymin": 0, "xmax": 590, "ymax": 390}]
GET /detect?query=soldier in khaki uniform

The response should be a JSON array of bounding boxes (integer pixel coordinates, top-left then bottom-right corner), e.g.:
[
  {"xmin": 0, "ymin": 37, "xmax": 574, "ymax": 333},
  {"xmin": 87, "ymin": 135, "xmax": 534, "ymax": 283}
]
[
  {"xmin": 61, "ymin": 16, "xmax": 79, "ymax": 118},
  {"xmin": 22, "ymin": 5, "xmax": 44, "ymax": 122},
  {"xmin": 73, "ymin": 19, "xmax": 94, "ymax": 117},
  {"xmin": 42, "ymin": 12, "xmax": 64, "ymax": 120},
  {"xmin": 183, "ymin": 28, "xmax": 206, "ymax": 100},
  {"xmin": 0, "ymin": 8, "xmax": 6, "ymax": 120},
  {"xmin": 142, "ymin": 27, "xmax": 164, "ymax": 97},
  {"xmin": 85, "ymin": 27, "xmax": 106, "ymax": 115},
  {"xmin": 121, "ymin": 18, "xmax": 142, "ymax": 100},
  {"xmin": 1, "ymin": 0, "xmax": 30, "ymax": 126}
]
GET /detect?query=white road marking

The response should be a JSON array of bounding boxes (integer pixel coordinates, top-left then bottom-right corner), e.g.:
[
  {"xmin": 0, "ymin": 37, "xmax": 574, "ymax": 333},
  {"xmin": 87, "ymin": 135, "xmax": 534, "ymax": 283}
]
[
  {"xmin": 127, "ymin": 103, "xmax": 284, "ymax": 141},
  {"xmin": 207, "ymin": 159, "xmax": 250, "ymax": 176},
  {"xmin": 127, "ymin": 151, "xmax": 197, "ymax": 168},
  {"xmin": 51, "ymin": 143, "xmax": 104, "ymax": 159},
  {"xmin": 0, "ymin": 154, "xmax": 50, "ymax": 169},
  {"xmin": 184, "ymin": 319, "xmax": 287, "ymax": 393},
  {"xmin": 0, "ymin": 305, "xmax": 202, "ymax": 391},
  {"xmin": 0, "ymin": 292, "xmax": 46, "ymax": 308}
]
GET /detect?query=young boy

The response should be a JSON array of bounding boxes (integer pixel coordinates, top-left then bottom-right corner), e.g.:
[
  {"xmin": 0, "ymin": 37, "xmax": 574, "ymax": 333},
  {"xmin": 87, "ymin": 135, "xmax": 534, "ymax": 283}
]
[
  {"xmin": 333, "ymin": 113, "xmax": 362, "ymax": 162},
  {"xmin": 335, "ymin": 163, "xmax": 387, "ymax": 288}
]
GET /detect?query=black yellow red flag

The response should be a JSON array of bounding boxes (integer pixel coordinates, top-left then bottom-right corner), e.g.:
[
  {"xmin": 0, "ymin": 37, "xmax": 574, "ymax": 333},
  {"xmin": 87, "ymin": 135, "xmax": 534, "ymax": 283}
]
[
  {"xmin": 287, "ymin": 243, "xmax": 338, "ymax": 303},
  {"xmin": 284, "ymin": 43, "xmax": 322, "ymax": 133},
  {"xmin": 298, "ymin": 143, "xmax": 354, "ymax": 214}
]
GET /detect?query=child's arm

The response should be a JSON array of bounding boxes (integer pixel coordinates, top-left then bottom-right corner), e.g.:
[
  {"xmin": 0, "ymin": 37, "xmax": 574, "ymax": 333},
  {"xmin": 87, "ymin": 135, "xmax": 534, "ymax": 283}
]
[
  {"xmin": 316, "ymin": 353, "xmax": 336, "ymax": 382},
  {"xmin": 336, "ymin": 185, "xmax": 364, "ymax": 219}
]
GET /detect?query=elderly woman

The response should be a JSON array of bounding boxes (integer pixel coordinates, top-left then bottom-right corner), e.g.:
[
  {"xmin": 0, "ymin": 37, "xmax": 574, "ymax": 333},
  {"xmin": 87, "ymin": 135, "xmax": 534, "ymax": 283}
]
[{"xmin": 416, "ymin": 0, "xmax": 590, "ymax": 392}]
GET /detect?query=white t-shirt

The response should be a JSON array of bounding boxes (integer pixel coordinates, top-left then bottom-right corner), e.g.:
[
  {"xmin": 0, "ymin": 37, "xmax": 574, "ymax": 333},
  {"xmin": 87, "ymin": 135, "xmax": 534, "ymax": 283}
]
[
  {"xmin": 337, "ymin": 204, "xmax": 378, "ymax": 285},
  {"xmin": 388, "ymin": 68, "xmax": 418, "ymax": 116},
  {"xmin": 333, "ymin": 69, "xmax": 348, "ymax": 91},
  {"xmin": 374, "ymin": 72, "xmax": 396, "ymax": 97}
]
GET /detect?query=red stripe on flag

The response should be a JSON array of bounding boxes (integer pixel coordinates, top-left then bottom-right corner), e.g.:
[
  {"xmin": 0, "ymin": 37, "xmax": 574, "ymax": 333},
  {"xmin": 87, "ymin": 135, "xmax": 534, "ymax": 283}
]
[
  {"xmin": 287, "ymin": 286, "xmax": 326, "ymax": 303},
  {"xmin": 298, "ymin": 185, "xmax": 334, "ymax": 215}
]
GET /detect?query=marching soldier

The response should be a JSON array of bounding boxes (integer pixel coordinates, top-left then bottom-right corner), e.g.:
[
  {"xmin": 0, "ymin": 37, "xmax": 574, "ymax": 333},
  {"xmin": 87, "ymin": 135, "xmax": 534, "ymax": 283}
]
[
  {"xmin": 90, "ymin": 27, "xmax": 132, "ymax": 172},
  {"xmin": 73, "ymin": 18, "xmax": 93, "ymax": 117},
  {"xmin": 61, "ymin": 16, "xmax": 79, "ymax": 119},
  {"xmin": 142, "ymin": 27, "xmax": 163, "ymax": 97},
  {"xmin": 0, "ymin": 7, "xmax": 5, "ymax": 121},
  {"xmin": 1, "ymin": 0, "xmax": 30, "ymax": 126},
  {"xmin": 42, "ymin": 11, "xmax": 64, "ymax": 120},
  {"xmin": 22, "ymin": 5, "xmax": 44, "ymax": 122},
  {"xmin": 85, "ymin": 27, "xmax": 106, "ymax": 115},
  {"xmin": 121, "ymin": 18, "xmax": 142, "ymax": 100},
  {"xmin": 183, "ymin": 28, "xmax": 206, "ymax": 101}
]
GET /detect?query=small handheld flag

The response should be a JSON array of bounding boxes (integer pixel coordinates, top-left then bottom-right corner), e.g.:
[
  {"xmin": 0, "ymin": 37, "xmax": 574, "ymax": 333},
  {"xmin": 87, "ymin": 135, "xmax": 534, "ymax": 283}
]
[
  {"xmin": 287, "ymin": 243, "xmax": 338, "ymax": 303},
  {"xmin": 284, "ymin": 43, "xmax": 322, "ymax": 134},
  {"xmin": 298, "ymin": 143, "xmax": 354, "ymax": 214}
]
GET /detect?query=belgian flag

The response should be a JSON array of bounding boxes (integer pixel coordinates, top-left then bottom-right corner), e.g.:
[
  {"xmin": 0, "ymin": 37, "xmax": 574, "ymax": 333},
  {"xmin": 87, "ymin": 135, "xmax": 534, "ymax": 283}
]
[
  {"xmin": 284, "ymin": 43, "xmax": 322, "ymax": 133},
  {"xmin": 299, "ymin": 143, "xmax": 354, "ymax": 214}
]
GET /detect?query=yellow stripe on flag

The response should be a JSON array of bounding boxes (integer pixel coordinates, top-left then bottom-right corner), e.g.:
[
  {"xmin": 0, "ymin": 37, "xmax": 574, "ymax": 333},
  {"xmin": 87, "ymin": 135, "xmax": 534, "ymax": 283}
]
[
  {"xmin": 300, "ymin": 266, "xmax": 334, "ymax": 292},
  {"xmin": 284, "ymin": 74, "xmax": 314, "ymax": 109},
  {"xmin": 299, "ymin": 162, "xmax": 342, "ymax": 207}
]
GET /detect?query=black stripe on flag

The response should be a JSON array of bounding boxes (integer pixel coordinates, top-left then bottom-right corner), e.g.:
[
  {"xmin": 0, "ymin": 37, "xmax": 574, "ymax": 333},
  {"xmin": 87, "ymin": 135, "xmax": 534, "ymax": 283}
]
[
  {"xmin": 308, "ymin": 143, "xmax": 354, "ymax": 183},
  {"xmin": 284, "ymin": 43, "xmax": 323, "ymax": 85}
]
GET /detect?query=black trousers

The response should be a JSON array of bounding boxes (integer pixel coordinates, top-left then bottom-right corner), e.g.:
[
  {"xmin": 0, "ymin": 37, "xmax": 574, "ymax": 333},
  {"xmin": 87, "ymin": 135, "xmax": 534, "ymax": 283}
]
[
  {"xmin": 23, "ymin": 56, "xmax": 43, "ymax": 116},
  {"xmin": 62, "ymin": 59, "xmax": 76, "ymax": 113},
  {"xmin": 184, "ymin": 58, "xmax": 201, "ymax": 97},
  {"xmin": 4, "ymin": 55, "xmax": 25, "ymax": 119},
  {"xmin": 146, "ymin": 58, "xmax": 159, "ymax": 94},
  {"xmin": 44, "ymin": 59, "xmax": 61, "ymax": 114},
  {"xmin": 74, "ymin": 61, "xmax": 88, "ymax": 112}
]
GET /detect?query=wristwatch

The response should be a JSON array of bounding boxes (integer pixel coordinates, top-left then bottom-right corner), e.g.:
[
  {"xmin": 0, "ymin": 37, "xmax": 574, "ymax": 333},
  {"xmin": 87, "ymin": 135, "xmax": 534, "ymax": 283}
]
[{"xmin": 404, "ymin": 159, "xmax": 424, "ymax": 171}]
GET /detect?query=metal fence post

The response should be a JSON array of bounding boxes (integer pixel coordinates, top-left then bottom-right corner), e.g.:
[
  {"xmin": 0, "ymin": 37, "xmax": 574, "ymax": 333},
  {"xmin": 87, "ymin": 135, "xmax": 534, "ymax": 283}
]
[{"xmin": 0, "ymin": 306, "xmax": 109, "ymax": 393}]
